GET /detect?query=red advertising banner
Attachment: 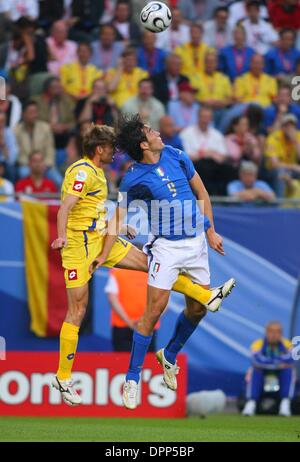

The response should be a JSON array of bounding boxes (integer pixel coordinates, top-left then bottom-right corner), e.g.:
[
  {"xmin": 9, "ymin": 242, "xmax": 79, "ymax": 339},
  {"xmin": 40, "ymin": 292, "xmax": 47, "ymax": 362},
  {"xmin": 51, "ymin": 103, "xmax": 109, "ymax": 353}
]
[{"xmin": 0, "ymin": 352, "xmax": 187, "ymax": 418}]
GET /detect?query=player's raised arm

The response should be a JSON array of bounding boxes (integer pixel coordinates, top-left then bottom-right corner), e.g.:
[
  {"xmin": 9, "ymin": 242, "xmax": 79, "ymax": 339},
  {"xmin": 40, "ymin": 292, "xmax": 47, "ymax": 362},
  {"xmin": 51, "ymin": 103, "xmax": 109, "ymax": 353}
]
[
  {"xmin": 189, "ymin": 172, "xmax": 225, "ymax": 256},
  {"xmin": 51, "ymin": 194, "xmax": 80, "ymax": 250}
]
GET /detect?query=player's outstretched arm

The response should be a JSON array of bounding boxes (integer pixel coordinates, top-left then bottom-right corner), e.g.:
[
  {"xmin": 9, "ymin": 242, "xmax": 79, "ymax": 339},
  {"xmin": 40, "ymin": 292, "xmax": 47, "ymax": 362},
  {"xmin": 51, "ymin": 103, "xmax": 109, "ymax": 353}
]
[
  {"xmin": 51, "ymin": 194, "xmax": 80, "ymax": 250},
  {"xmin": 189, "ymin": 172, "xmax": 225, "ymax": 256},
  {"xmin": 89, "ymin": 206, "xmax": 127, "ymax": 273}
]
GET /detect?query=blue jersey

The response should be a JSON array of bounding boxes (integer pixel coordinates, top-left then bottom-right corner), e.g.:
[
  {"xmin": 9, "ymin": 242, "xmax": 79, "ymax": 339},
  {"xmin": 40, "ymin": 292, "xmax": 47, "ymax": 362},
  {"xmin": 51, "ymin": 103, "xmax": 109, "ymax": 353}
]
[{"xmin": 118, "ymin": 145, "xmax": 210, "ymax": 240}]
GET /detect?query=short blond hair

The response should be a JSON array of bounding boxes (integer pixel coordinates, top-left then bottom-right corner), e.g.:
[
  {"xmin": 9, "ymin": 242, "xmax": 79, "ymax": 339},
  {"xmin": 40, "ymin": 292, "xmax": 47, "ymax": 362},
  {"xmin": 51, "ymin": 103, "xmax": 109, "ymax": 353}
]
[{"xmin": 82, "ymin": 124, "xmax": 116, "ymax": 158}]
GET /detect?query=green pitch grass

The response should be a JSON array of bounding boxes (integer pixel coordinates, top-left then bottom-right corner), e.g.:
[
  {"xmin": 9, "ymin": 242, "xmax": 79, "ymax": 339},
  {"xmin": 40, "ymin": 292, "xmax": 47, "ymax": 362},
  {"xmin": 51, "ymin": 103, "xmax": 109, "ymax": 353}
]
[{"xmin": 0, "ymin": 415, "xmax": 299, "ymax": 442}]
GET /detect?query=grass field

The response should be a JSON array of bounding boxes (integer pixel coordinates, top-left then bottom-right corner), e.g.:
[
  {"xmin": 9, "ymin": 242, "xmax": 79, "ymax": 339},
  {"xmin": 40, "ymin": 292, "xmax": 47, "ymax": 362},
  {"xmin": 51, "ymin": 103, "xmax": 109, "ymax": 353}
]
[{"xmin": 0, "ymin": 415, "xmax": 299, "ymax": 442}]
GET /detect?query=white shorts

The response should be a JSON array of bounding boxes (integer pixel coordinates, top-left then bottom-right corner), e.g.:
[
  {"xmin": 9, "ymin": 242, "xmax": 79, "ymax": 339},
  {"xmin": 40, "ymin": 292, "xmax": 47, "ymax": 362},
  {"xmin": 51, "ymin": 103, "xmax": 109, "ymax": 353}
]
[{"xmin": 144, "ymin": 234, "xmax": 210, "ymax": 290}]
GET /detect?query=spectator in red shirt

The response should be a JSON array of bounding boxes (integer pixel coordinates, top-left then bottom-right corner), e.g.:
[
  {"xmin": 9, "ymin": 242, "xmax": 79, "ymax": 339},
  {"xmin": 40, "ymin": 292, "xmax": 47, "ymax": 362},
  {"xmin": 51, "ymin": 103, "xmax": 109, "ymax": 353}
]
[
  {"xmin": 15, "ymin": 151, "xmax": 57, "ymax": 199},
  {"xmin": 268, "ymin": 0, "xmax": 300, "ymax": 30}
]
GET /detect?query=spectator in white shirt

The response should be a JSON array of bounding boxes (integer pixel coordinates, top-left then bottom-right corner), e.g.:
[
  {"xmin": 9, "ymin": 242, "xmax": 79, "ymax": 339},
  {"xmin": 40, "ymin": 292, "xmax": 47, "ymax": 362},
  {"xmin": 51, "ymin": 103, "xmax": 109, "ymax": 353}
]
[
  {"xmin": 180, "ymin": 106, "xmax": 235, "ymax": 195},
  {"xmin": 0, "ymin": 0, "xmax": 39, "ymax": 22},
  {"xmin": 240, "ymin": 0, "xmax": 279, "ymax": 55},
  {"xmin": 228, "ymin": 0, "xmax": 268, "ymax": 29},
  {"xmin": 203, "ymin": 6, "xmax": 232, "ymax": 50},
  {"xmin": 155, "ymin": 8, "xmax": 190, "ymax": 52}
]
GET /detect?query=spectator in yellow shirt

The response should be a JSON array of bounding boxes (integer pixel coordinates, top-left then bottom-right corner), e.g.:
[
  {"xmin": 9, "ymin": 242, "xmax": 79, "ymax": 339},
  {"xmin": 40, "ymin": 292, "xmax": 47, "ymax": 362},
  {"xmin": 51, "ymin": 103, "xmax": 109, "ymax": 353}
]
[
  {"xmin": 220, "ymin": 54, "xmax": 277, "ymax": 132},
  {"xmin": 174, "ymin": 23, "xmax": 212, "ymax": 76},
  {"xmin": 106, "ymin": 47, "xmax": 148, "ymax": 108},
  {"xmin": 192, "ymin": 51, "xmax": 233, "ymax": 129},
  {"xmin": 265, "ymin": 113, "xmax": 300, "ymax": 197},
  {"xmin": 60, "ymin": 42, "xmax": 103, "ymax": 100}
]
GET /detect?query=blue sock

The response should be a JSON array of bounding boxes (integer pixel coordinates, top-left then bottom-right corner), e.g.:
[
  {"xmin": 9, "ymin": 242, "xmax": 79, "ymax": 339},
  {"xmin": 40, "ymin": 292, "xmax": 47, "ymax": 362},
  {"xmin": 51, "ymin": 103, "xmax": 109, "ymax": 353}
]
[
  {"xmin": 164, "ymin": 311, "xmax": 198, "ymax": 365},
  {"xmin": 126, "ymin": 331, "xmax": 153, "ymax": 384}
]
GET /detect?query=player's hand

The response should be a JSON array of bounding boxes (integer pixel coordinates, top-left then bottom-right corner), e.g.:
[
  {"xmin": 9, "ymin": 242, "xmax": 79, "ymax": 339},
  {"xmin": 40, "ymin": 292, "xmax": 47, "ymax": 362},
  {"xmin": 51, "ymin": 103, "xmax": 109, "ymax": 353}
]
[
  {"xmin": 206, "ymin": 229, "xmax": 225, "ymax": 256},
  {"xmin": 89, "ymin": 255, "xmax": 107, "ymax": 274},
  {"xmin": 51, "ymin": 237, "xmax": 67, "ymax": 250},
  {"xmin": 120, "ymin": 224, "xmax": 137, "ymax": 240}
]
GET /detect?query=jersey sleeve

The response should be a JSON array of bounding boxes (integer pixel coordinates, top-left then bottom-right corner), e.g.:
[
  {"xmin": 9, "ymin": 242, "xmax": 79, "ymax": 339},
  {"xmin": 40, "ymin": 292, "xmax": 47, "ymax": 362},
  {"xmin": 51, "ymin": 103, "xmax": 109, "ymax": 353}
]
[
  {"xmin": 175, "ymin": 148, "xmax": 196, "ymax": 181},
  {"xmin": 65, "ymin": 166, "xmax": 94, "ymax": 198}
]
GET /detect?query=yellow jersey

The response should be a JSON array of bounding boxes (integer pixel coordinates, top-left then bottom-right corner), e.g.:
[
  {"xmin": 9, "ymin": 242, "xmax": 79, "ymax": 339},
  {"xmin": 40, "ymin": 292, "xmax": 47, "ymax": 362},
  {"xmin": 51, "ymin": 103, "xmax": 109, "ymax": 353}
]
[
  {"xmin": 106, "ymin": 67, "xmax": 148, "ymax": 108},
  {"xmin": 265, "ymin": 129, "xmax": 300, "ymax": 167},
  {"xmin": 174, "ymin": 42, "xmax": 213, "ymax": 76},
  {"xmin": 191, "ymin": 71, "xmax": 232, "ymax": 103},
  {"xmin": 234, "ymin": 72, "xmax": 277, "ymax": 107},
  {"xmin": 62, "ymin": 157, "xmax": 108, "ymax": 233},
  {"xmin": 60, "ymin": 62, "xmax": 103, "ymax": 98}
]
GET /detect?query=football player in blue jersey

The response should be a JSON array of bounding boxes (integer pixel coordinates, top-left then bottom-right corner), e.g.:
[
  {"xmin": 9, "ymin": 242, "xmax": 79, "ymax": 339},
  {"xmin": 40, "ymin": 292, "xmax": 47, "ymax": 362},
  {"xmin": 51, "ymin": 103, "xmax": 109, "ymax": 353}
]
[{"xmin": 91, "ymin": 115, "xmax": 235, "ymax": 410}]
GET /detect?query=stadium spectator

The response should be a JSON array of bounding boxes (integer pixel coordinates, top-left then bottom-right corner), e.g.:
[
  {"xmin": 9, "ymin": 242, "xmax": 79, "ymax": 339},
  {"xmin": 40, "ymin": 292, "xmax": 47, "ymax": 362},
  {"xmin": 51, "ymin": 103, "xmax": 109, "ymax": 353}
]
[
  {"xmin": 282, "ymin": 173, "xmax": 300, "ymax": 202},
  {"xmin": 227, "ymin": 161, "xmax": 275, "ymax": 202},
  {"xmin": 180, "ymin": 106, "xmax": 234, "ymax": 195},
  {"xmin": 14, "ymin": 101, "xmax": 61, "ymax": 186},
  {"xmin": 240, "ymin": 0, "xmax": 278, "ymax": 55},
  {"xmin": 174, "ymin": 23, "xmax": 212, "ymax": 77},
  {"xmin": 225, "ymin": 116, "xmax": 262, "ymax": 168},
  {"xmin": 155, "ymin": 8, "xmax": 190, "ymax": 52},
  {"xmin": 176, "ymin": 0, "xmax": 197, "ymax": 22},
  {"xmin": 37, "ymin": 0, "xmax": 66, "ymax": 31},
  {"xmin": 32, "ymin": 77, "xmax": 75, "ymax": 168},
  {"xmin": 105, "ymin": 268, "xmax": 157, "ymax": 352},
  {"xmin": 203, "ymin": 6, "xmax": 232, "ymax": 51},
  {"xmin": 242, "ymin": 321, "xmax": 295, "ymax": 417},
  {"xmin": 167, "ymin": 81, "xmax": 200, "ymax": 131},
  {"xmin": 192, "ymin": 50, "xmax": 232, "ymax": 129},
  {"xmin": 0, "ymin": 161, "xmax": 14, "ymax": 202},
  {"xmin": 106, "ymin": 47, "xmax": 148, "ymax": 108},
  {"xmin": 0, "ymin": 110, "xmax": 18, "ymax": 182},
  {"xmin": 159, "ymin": 115, "xmax": 184, "ymax": 150},
  {"xmin": 15, "ymin": 151, "xmax": 57, "ymax": 198},
  {"xmin": 0, "ymin": 80, "xmax": 22, "ymax": 129},
  {"xmin": 66, "ymin": 119, "xmax": 91, "ymax": 165},
  {"xmin": 121, "ymin": 78, "xmax": 165, "ymax": 131},
  {"xmin": 16, "ymin": 17, "xmax": 48, "ymax": 75},
  {"xmin": 137, "ymin": 31, "xmax": 167, "ymax": 76},
  {"xmin": 112, "ymin": 1, "xmax": 141, "ymax": 46},
  {"xmin": 91, "ymin": 23, "xmax": 124, "ymax": 72},
  {"xmin": 76, "ymin": 78, "xmax": 119, "ymax": 126},
  {"xmin": 47, "ymin": 20, "xmax": 78, "ymax": 76},
  {"xmin": 60, "ymin": 42, "xmax": 103, "ymax": 100},
  {"xmin": 265, "ymin": 29, "xmax": 300, "ymax": 79},
  {"xmin": 228, "ymin": 0, "xmax": 269, "ymax": 29},
  {"xmin": 152, "ymin": 53, "xmax": 189, "ymax": 107},
  {"xmin": 1, "ymin": 0, "xmax": 39, "ymax": 22},
  {"xmin": 99, "ymin": 0, "xmax": 117, "ymax": 25},
  {"xmin": 268, "ymin": 0, "xmax": 300, "ymax": 31},
  {"xmin": 219, "ymin": 25, "xmax": 255, "ymax": 82},
  {"xmin": 263, "ymin": 84, "xmax": 300, "ymax": 133},
  {"xmin": 68, "ymin": 0, "xmax": 104, "ymax": 42},
  {"xmin": 221, "ymin": 54, "xmax": 278, "ymax": 133},
  {"xmin": 265, "ymin": 113, "xmax": 300, "ymax": 197},
  {"xmin": 0, "ymin": 23, "xmax": 35, "ymax": 88}
]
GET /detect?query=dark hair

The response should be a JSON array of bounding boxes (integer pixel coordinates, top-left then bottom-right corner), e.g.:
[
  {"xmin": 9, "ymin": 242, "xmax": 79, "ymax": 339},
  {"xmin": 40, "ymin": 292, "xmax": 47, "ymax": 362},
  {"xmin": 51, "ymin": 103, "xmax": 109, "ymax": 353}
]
[
  {"xmin": 100, "ymin": 23, "xmax": 117, "ymax": 35},
  {"xmin": 214, "ymin": 6, "xmax": 228, "ymax": 16},
  {"xmin": 246, "ymin": 0, "xmax": 260, "ymax": 8},
  {"xmin": 115, "ymin": 114, "xmax": 146, "ymax": 161},
  {"xmin": 43, "ymin": 76, "xmax": 59, "ymax": 93},
  {"xmin": 279, "ymin": 28, "xmax": 296, "ymax": 39},
  {"xmin": 22, "ymin": 100, "xmax": 38, "ymax": 112},
  {"xmin": 82, "ymin": 124, "xmax": 116, "ymax": 158},
  {"xmin": 78, "ymin": 41, "xmax": 92, "ymax": 52},
  {"xmin": 226, "ymin": 115, "xmax": 248, "ymax": 135},
  {"xmin": 122, "ymin": 47, "xmax": 136, "ymax": 58}
]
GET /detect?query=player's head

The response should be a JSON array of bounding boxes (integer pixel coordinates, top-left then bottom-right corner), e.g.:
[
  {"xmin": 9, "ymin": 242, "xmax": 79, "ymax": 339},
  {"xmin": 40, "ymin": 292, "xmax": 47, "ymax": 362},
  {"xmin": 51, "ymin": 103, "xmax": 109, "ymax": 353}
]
[
  {"xmin": 266, "ymin": 321, "xmax": 283, "ymax": 345},
  {"xmin": 116, "ymin": 114, "xmax": 164, "ymax": 162},
  {"xmin": 82, "ymin": 124, "xmax": 116, "ymax": 164}
]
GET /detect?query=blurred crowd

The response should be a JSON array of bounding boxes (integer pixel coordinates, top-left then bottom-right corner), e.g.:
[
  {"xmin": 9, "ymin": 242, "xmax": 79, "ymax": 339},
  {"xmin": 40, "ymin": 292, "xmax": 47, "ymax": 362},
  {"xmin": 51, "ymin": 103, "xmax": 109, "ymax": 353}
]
[{"xmin": 1, "ymin": 0, "xmax": 300, "ymax": 203}]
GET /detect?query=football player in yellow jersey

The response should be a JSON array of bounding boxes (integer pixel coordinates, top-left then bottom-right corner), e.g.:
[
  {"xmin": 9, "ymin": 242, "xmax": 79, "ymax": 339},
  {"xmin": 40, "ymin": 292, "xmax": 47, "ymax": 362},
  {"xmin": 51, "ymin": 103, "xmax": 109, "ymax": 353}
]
[{"xmin": 50, "ymin": 124, "xmax": 234, "ymax": 406}]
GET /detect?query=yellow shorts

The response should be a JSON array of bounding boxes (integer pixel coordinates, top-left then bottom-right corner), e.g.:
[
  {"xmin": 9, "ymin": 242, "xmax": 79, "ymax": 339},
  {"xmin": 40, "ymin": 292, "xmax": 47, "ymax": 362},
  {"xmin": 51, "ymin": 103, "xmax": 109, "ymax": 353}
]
[{"xmin": 61, "ymin": 230, "xmax": 132, "ymax": 288}]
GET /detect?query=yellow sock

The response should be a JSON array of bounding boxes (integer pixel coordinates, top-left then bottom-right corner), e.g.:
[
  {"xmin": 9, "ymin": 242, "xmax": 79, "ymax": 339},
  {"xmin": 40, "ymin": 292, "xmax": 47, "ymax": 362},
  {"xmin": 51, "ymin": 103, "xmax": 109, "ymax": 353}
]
[
  {"xmin": 172, "ymin": 274, "xmax": 211, "ymax": 304},
  {"xmin": 57, "ymin": 322, "xmax": 79, "ymax": 381}
]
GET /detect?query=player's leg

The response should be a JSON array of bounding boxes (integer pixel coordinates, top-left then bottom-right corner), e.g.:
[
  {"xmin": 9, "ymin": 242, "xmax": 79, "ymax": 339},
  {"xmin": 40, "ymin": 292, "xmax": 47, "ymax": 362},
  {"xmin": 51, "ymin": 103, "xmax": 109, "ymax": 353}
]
[
  {"xmin": 123, "ymin": 285, "xmax": 171, "ymax": 410},
  {"xmin": 52, "ymin": 284, "xmax": 89, "ymax": 406},
  {"xmin": 113, "ymin": 242, "xmax": 233, "ymax": 310},
  {"xmin": 242, "ymin": 367, "xmax": 264, "ymax": 416},
  {"xmin": 278, "ymin": 368, "xmax": 295, "ymax": 416},
  {"xmin": 157, "ymin": 295, "xmax": 207, "ymax": 391}
]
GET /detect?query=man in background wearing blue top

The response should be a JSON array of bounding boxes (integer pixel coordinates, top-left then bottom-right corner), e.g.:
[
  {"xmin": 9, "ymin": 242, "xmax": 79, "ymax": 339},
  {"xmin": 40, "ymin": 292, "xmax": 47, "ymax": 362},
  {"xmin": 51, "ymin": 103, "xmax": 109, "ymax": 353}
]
[
  {"xmin": 227, "ymin": 161, "xmax": 275, "ymax": 202},
  {"xmin": 243, "ymin": 321, "xmax": 295, "ymax": 417},
  {"xmin": 93, "ymin": 114, "xmax": 235, "ymax": 410}
]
